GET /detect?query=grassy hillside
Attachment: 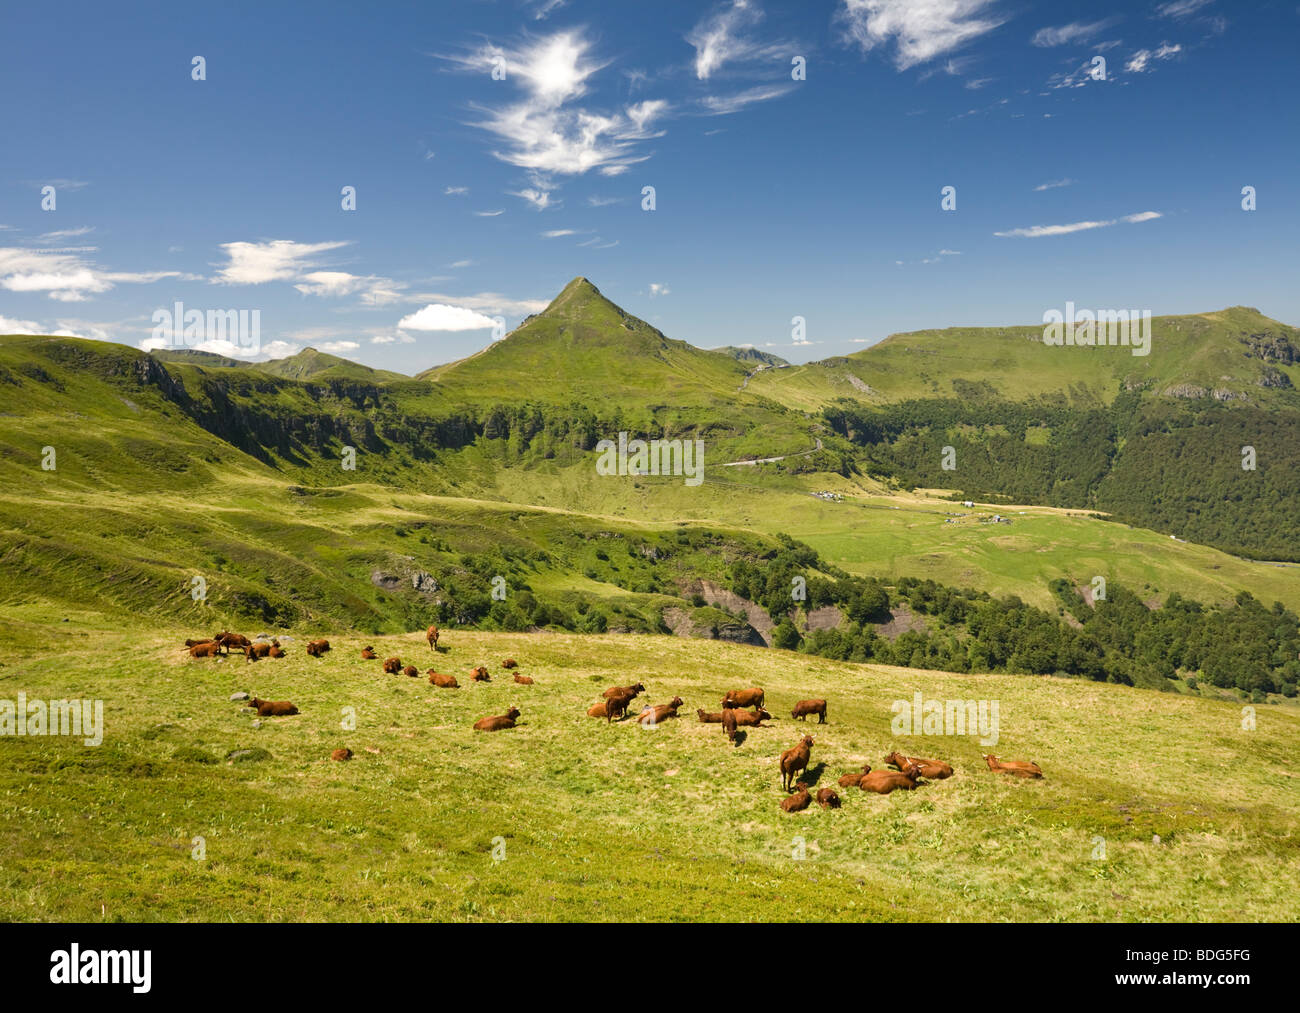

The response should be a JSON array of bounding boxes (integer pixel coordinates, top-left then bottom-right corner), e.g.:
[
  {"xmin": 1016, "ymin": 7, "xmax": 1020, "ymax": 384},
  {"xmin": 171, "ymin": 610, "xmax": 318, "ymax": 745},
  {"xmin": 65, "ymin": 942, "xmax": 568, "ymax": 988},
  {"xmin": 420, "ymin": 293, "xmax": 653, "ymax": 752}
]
[
  {"xmin": 749, "ymin": 307, "xmax": 1300, "ymax": 408},
  {"xmin": 1, "ymin": 625, "xmax": 1295, "ymax": 922}
]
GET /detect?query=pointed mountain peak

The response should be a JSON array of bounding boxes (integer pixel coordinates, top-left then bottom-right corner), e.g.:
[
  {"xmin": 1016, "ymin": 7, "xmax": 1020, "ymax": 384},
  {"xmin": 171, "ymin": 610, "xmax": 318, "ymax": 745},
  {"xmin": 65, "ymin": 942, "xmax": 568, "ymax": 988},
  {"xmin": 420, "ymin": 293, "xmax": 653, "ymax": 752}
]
[{"xmin": 537, "ymin": 276, "xmax": 619, "ymax": 321}]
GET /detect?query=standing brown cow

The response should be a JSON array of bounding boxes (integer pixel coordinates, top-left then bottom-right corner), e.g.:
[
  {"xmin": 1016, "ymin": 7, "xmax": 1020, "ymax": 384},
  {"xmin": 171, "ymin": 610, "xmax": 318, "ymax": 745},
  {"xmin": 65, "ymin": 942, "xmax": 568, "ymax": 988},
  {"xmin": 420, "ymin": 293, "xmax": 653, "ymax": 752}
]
[
  {"xmin": 779, "ymin": 735, "xmax": 814, "ymax": 793},
  {"xmin": 722, "ymin": 688, "xmax": 764, "ymax": 710},
  {"xmin": 791, "ymin": 699, "xmax": 827, "ymax": 723},
  {"xmin": 427, "ymin": 626, "xmax": 439, "ymax": 651}
]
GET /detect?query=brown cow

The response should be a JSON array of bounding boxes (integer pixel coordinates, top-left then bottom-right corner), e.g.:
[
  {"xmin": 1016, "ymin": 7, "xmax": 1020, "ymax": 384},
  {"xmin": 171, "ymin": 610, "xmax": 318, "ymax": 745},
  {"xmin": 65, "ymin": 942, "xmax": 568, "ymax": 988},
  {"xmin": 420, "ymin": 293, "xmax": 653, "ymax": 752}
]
[
  {"xmin": 306, "ymin": 639, "xmax": 331, "ymax": 658},
  {"xmin": 249, "ymin": 697, "xmax": 298, "ymax": 717},
  {"xmin": 428, "ymin": 670, "xmax": 460, "ymax": 689},
  {"xmin": 473, "ymin": 706, "xmax": 520, "ymax": 732},
  {"xmin": 722, "ymin": 707, "xmax": 738, "ymax": 744},
  {"xmin": 331, "ymin": 748, "xmax": 353, "ymax": 761},
  {"xmin": 361, "ymin": 646, "xmax": 377, "ymax": 660},
  {"xmin": 471, "ymin": 666, "xmax": 490, "ymax": 682},
  {"xmin": 502, "ymin": 658, "xmax": 518, "ymax": 669},
  {"xmin": 779, "ymin": 735, "xmax": 814, "ymax": 792},
  {"xmin": 402, "ymin": 665, "xmax": 420, "ymax": 678},
  {"xmin": 603, "ymin": 689, "xmax": 639, "ymax": 722},
  {"xmin": 838, "ymin": 765, "xmax": 871, "ymax": 789},
  {"xmin": 635, "ymin": 697, "xmax": 684, "ymax": 725},
  {"xmin": 184, "ymin": 638, "xmax": 216, "ymax": 649},
  {"xmin": 722, "ymin": 688, "xmax": 764, "ymax": 710},
  {"xmin": 697, "ymin": 708, "xmax": 725, "ymax": 723},
  {"xmin": 603, "ymin": 682, "xmax": 645, "ymax": 701},
  {"xmin": 587, "ymin": 701, "xmax": 612, "ymax": 719},
  {"xmin": 816, "ymin": 787, "xmax": 841, "ymax": 809},
  {"xmin": 267, "ymin": 644, "xmax": 287, "ymax": 658},
  {"xmin": 886, "ymin": 751, "xmax": 954, "ymax": 779},
  {"xmin": 426, "ymin": 625, "xmax": 439, "ymax": 651},
  {"xmin": 859, "ymin": 763, "xmax": 923, "ymax": 794},
  {"xmin": 246, "ymin": 641, "xmax": 276, "ymax": 659},
  {"xmin": 513, "ymin": 673, "xmax": 534, "ymax": 685},
  {"xmin": 983, "ymin": 755, "xmax": 1043, "ymax": 778},
  {"xmin": 215, "ymin": 632, "xmax": 251, "ymax": 652},
  {"xmin": 187, "ymin": 642, "xmax": 222, "ymax": 658},
  {"xmin": 780, "ymin": 782, "xmax": 812, "ymax": 813},
  {"xmin": 382, "ymin": 656, "xmax": 402, "ymax": 674},
  {"xmin": 791, "ymin": 699, "xmax": 827, "ymax": 723},
  {"xmin": 731, "ymin": 708, "xmax": 772, "ymax": 728}
]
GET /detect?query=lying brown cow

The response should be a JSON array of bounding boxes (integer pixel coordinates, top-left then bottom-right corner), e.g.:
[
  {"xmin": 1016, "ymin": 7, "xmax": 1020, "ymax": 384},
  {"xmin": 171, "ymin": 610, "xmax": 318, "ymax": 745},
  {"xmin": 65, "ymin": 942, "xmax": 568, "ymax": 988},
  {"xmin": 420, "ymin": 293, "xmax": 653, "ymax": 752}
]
[
  {"xmin": 780, "ymin": 782, "xmax": 812, "ymax": 813},
  {"xmin": 502, "ymin": 658, "xmax": 518, "ymax": 669},
  {"xmin": 360, "ymin": 646, "xmax": 377, "ymax": 660},
  {"xmin": 249, "ymin": 697, "xmax": 299, "ymax": 717},
  {"xmin": 983, "ymin": 755, "xmax": 1043, "ymax": 778},
  {"xmin": 470, "ymin": 666, "xmax": 490, "ymax": 682},
  {"xmin": 402, "ymin": 665, "xmax": 420, "ymax": 678},
  {"xmin": 383, "ymin": 657, "xmax": 402, "ymax": 674},
  {"xmin": 722, "ymin": 687, "xmax": 764, "ymax": 710},
  {"xmin": 791, "ymin": 699, "xmax": 827, "ymax": 723},
  {"xmin": 816, "ymin": 787, "xmax": 841, "ymax": 809},
  {"xmin": 246, "ymin": 641, "xmax": 278, "ymax": 659},
  {"xmin": 267, "ymin": 644, "xmax": 286, "ymax": 658},
  {"xmin": 635, "ymin": 697, "xmax": 684, "ymax": 725},
  {"xmin": 838, "ymin": 765, "xmax": 871, "ymax": 789},
  {"xmin": 779, "ymin": 735, "xmax": 814, "ymax": 793},
  {"xmin": 428, "ymin": 670, "xmax": 459, "ymax": 689},
  {"xmin": 513, "ymin": 673, "xmax": 534, "ymax": 685},
  {"xmin": 331, "ymin": 748, "xmax": 352, "ymax": 761},
  {"xmin": 859, "ymin": 763, "xmax": 922, "ymax": 794},
  {"xmin": 731, "ymin": 708, "xmax": 772, "ymax": 728},
  {"xmin": 187, "ymin": 642, "xmax": 222, "ymax": 658},
  {"xmin": 697, "ymin": 709, "xmax": 725, "ymax": 723},
  {"xmin": 473, "ymin": 706, "xmax": 520, "ymax": 732},
  {"xmin": 306, "ymin": 639, "xmax": 331, "ymax": 657},
  {"xmin": 886, "ymin": 751, "xmax": 954, "ymax": 779}
]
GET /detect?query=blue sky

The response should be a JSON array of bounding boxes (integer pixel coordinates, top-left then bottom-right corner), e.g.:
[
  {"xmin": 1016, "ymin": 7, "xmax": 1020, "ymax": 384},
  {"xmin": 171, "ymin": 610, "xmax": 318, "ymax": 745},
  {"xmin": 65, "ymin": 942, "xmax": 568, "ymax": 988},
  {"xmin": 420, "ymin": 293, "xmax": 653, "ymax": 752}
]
[{"xmin": 1, "ymin": 0, "xmax": 1296, "ymax": 370}]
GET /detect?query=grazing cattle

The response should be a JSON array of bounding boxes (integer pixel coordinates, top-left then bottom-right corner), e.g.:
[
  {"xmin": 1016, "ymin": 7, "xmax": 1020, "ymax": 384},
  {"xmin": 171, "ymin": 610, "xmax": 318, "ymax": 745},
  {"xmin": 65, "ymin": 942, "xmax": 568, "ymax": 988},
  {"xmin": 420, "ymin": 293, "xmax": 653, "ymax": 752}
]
[
  {"xmin": 791, "ymin": 699, "xmax": 827, "ymax": 723},
  {"xmin": 502, "ymin": 658, "xmax": 518, "ymax": 669},
  {"xmin": 331, "ymin": 748, "xmax": 352, "ymax": 761},
  {"xmin": 187, "ymin": 642, "xmax": 223, "ymax": 658},
  {"xmin": 697, "ymin": 709, "xmax": 725, "ymax": 723},
  {"xmin": 428, "ymin": 670, "xmax": 460, "ymax": 689},
  {"xmin": 780, "ymin": 782, "xmax": 812, "ymax": 813},
  {"xmin": 267, "ymin": 645, "xmax": 286, "ymax": 658},
  {"xmin": 983, "ymin": 755, "xmax": 1043, "ymax": 779},
  {"xmin": 722, "ymin": 688, "xmax": 764, "ymax": 710},
  {"xmin": 722, "ymin": 707, "xmax": 738, "ymax": 743},
  {"xmin": 603, "ymin": 682, "xmax": 645, "ymax": 701},
  {"xmin": 513, "ymin": 673, "xmax": 534, "ymax": 685},
  {"xmin": 885, "ymin": 751, "xmax": 954, "ymax": 780},
  {"xmin": 383, "ymin": 657, "xmax": 402, "ymax": 674},
  {"xmin": 306, "ymin": 639, "xmax": 331, "ymax": 658},
  {"xmin": 816, "ymin": 787, "xmax": 841, "ymax": 809},
  {"xmin": 361, "ymin": 646, "xmax": 377, "ymax": 660},
  {"xmin": 779, "ymin": 735, "xmax": 814, "ymax": 793},
  {"xmin": 215, "ymin": 632, "xmax": 251, "ymax": 652},
  {"xmin": 402, "ymin": 665, "xmax": 419, "ymax": 678},
  {"xmin": 249, "ymin": 697, "xmax": 299, "ymax": 717},
  {"xmin": 473, "ymin": 706, "xmax": 520, "ymax": 732},
  {"xmin": 426, "ymin": 625, "xmax": 439, "ymax": 651},
  {"xmin": 636, "ymin": 697, "xmax": 684, "ymax": 725},
  {"xmin": 731, "ymin": 708, "xmax": 772, "ymax": 728},
  {"xmin": 471, "ymin": 666, "xmax": 491, "ymax": 682},
  {"xmin": 838, "ymin": 765, "xmax": 871, "ymax": 789},
  {"xmin": 859, "ymin": 763, "xmax": 923, "ymax": 794}
]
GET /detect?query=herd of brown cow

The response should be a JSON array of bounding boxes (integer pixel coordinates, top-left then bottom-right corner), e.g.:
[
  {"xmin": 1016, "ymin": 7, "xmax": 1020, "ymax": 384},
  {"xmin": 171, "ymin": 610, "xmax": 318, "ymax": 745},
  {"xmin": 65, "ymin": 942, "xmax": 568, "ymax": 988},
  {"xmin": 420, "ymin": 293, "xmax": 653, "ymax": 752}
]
[{"xmin": 184, "ymin": 626, "xmax": 1044, "ymax": 801}]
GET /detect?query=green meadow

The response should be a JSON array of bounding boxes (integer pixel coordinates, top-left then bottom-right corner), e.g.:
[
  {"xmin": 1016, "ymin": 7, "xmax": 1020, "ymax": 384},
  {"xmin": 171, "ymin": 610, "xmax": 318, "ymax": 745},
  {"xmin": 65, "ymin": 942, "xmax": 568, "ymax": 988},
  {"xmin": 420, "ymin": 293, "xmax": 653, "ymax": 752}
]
[{"xmin": 1, "ymin": 623, "xmax": 1296, "ymax": 922}]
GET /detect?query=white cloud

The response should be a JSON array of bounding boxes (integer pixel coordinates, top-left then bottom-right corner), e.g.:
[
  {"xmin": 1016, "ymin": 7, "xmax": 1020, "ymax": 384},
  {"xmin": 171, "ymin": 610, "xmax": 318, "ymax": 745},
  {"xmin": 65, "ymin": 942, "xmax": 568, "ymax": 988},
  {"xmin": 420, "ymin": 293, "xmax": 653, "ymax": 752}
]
[
  {"xmin": 370, "ymin": 332, "xmax": 415, "ymax": 345},
  {"xmin": 701, "ymin": 83, "xmax": 796, "ymax": 115},
  {"xmin": 448, "ymin": 259, "xmax": 475, "ymax": 268},
  {"xmin": 0, "ymin": 313, "xmax": 43, "ymax": 334},
  {"xmin": 530, "ymin": 0, "xmax": 568, "ymax": 21},
  {"xmin": 318, "ymin": 341, "xmax": 360, "ymax": 354},
  {"xmin": 938, "ymin": 249, "xmax": 961, "ymax": 255},
  {"xmin": 1034, "ymin": 178, "xmax": 1075, "ymax": 191},
  {"xmin": 474, "ymin": 209, "xmax": 505, "ymax": 217},
  {"xmin": 1126, "ymin": 44, "xmax": 1181, "ymax": 73},
  {"xmin": 0, "ymin": 247, "xmax": 180, "ymax": 302},
  {"xmin": 448, "ymin": 30, "xmax": 667, "ymax": 177},
  {"xmin": 1031, "ymin": 19, "xmax": 1121, "ymax": 47},
  {"xmin": 38, "ymin": 226, "xmax": 95, "ymax": 242},
  {"xmin": 688, "ymin": 1, "xmax": 790, "ymax": 80},
  {"xmin": 408, "ymin": 291, "xmax": 549, "ymax": 316},
  {"xmin": 511, "ymin": 187, "xmax": 554, "ymax": 210},
  {"xmin": 1156, "ymin": 0, "xmax": 1212, "ymax": 19},
  {"xmin": 837, "ymin": 0, "xmax": 1007, "ymax": 70},
  {"xmin": 292, "ymin": 270, "xmax": 406, "ymax": 306},
  {"xmin": 444, "ymin": 185, "xmax": 469, "ymax": 195},
  {"xmin": 213, "ymin": 239, "xmax": 350, "ymax": 285},
  {"xmin": 994, "ymin": 210, "xmax": 1162, "ymax": 238},
  {"xmin": 397, "ymin": 303, "xmax": 499, "ymax": 331},
  {"xmin": 648, "ymin": 283, "xmax": 670, "ymax": 297},
  {"xmin": 541, "ymin": 229, "xmax": 577, "ymax": 238},
  {"xmin": 587, "ymin": 195, "xmax": 621, "ymax": 207}
]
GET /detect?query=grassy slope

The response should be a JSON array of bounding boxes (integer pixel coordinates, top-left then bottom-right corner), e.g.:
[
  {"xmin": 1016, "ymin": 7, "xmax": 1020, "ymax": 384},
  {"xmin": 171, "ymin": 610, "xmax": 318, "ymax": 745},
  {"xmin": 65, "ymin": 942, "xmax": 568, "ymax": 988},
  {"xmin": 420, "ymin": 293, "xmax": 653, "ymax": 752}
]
[
  {"xmin": 748, "ymin": 307, "xmax": 1300, "ymax": 408},
  {"xmin": 1, "ymin": 623, "xmax": 1295, "ymax": 922}
]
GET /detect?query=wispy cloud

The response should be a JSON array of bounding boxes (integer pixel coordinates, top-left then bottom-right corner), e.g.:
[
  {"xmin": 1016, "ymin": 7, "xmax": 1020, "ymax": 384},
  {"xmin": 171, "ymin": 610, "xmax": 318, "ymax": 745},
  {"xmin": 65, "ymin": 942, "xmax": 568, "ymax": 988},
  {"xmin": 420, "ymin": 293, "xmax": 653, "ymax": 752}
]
[
  {"xmin": 688, "ymin": 1, "xmax": 791, "ymax": 80},
  {"xmin": 836, "ymin": 0, "xmax": 1007, "ymax": 70},
  {"xmin": 213, "ymin": 239, "xmax": 350, "ymax": 285},
  {"xmin": 0, "ymin": 247, "xmax": 180, "ymax": 302},
  {"xmin": 701, "ymin": 83, "xmax": 796, "ymax": 115},
  {"xmin": 1156, "ymin": 0, "xmax": 1213, "ymax": 19},
  {"xmin": 648, "ymin": 283, "xmax": 670, "ymax": 297},
  {"xmin": 444, "ymin": 185, "xmax": 469, "ymax": 196},
  {"xmin": 1033, "ymin": 178, "xmax": 1075, "ymax": 191},
  {"xmin": 994, "ymin": 210, "xmax": 1162, "ymax": 238},
  {"xmin": 1030, "ymin": 18, "xmax": 1121, "ymax": 47},
  {"xmin": 474, "ymin": 209, "xmax": 505, "ymax": 217},
  {"xmin": 1126, "ymin": 43, "xmax": 1181, "ymax": 73}
]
